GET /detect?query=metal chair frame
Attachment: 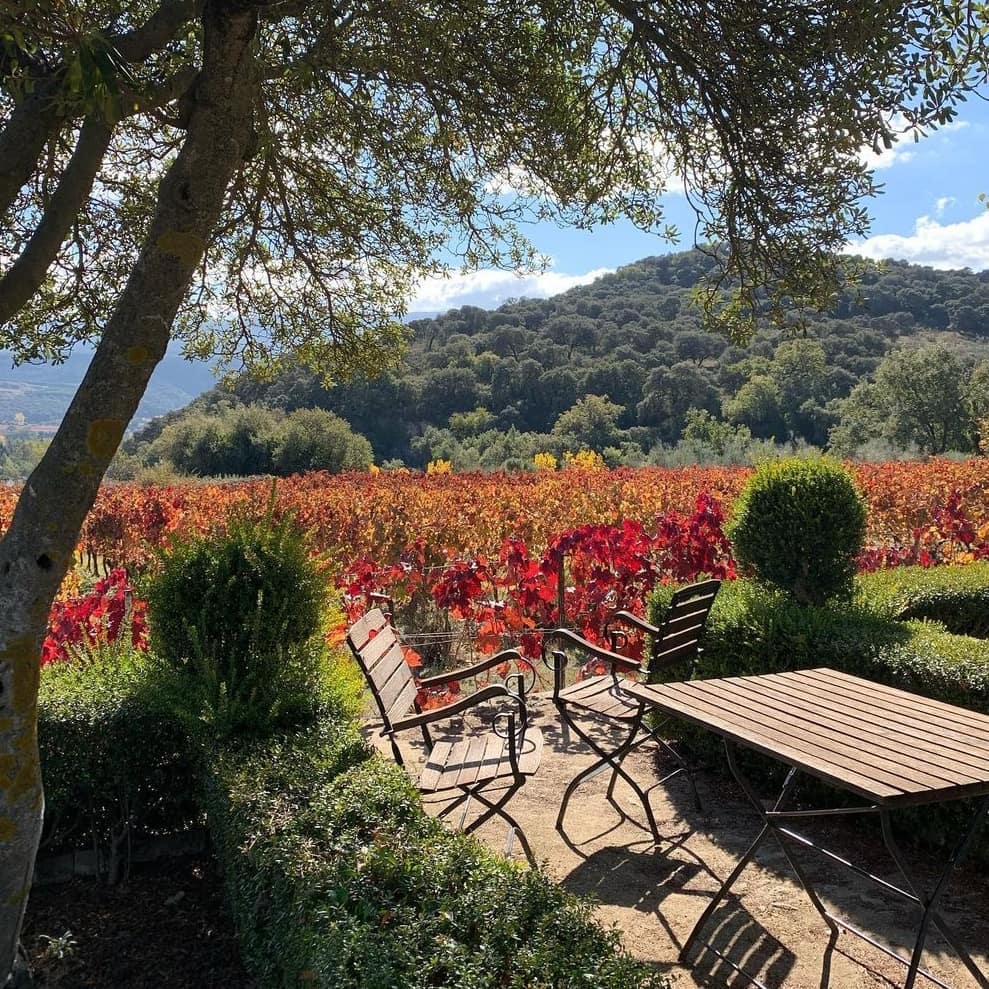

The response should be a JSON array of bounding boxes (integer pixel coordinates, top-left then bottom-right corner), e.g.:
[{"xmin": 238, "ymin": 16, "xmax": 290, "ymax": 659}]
[{"xmin": 543, "ymin": 578, "xmax": 721, "ymax": 843}]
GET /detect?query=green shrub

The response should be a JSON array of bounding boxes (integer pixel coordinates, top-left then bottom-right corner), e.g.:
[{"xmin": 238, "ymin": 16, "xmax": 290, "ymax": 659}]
[
  {"xmin": 857, "ymin": 562, "xmax": 989, "ymax": 638},
  {"xmin": 205, "ymin": 724, "xmax": 668, "ymax": 989},
  {"xmin": 39, "ymin": 643, "xmax": 200, "ymax": 871},
  {"xmin": 144, "ymin": 507, "xmax": 331, "ymax": 739},
  {"xmin": 726, "ymin": 457, "xmax": 866, "ymax": 605}
]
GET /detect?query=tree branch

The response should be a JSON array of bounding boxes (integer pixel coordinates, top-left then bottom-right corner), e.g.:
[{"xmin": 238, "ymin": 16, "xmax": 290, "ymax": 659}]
[
  {"xmin": 111, "ymin": 0, "xmax": 204, "ymax": 63},
  {"xmin": 0, "ymin": 77, "xmax": 64, "ymax": 220},
  {"xmin": 0, "ymin": 115, "xmax": 113, "ymax": 324},
  {"xmin": 0, "ymin": 64, "xmax": 197, "ymax": 327}
]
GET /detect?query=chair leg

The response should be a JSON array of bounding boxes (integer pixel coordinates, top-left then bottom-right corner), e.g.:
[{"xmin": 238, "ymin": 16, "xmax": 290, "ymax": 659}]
[
  {"xmin": 467, "ymin": 780, "xmax": 537, "ymax": 867},
  {"xmin": 555, "ymin": 705, "xmax": 661, "ymax": 844},
  {"xmin": 612, "ymin": 718, "xmax": 703, "ymax": 813}
]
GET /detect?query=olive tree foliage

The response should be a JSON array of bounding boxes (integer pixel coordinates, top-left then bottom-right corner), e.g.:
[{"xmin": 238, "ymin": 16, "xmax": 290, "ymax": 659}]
[{"xmin": 1, "ymin": 0, "xmax": 988, "ymax": 981}]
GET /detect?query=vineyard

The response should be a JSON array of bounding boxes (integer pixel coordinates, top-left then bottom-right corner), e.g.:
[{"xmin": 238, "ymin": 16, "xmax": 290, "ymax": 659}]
[{"xmin": 25, "ymin": 458, "xmax": 989, "ymax": 672}]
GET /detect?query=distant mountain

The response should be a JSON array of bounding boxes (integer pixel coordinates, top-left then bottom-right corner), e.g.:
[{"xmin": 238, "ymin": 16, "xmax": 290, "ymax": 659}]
[{"xmin": 0, "ymin": 345, "xmax": 217, "ymax": 431}]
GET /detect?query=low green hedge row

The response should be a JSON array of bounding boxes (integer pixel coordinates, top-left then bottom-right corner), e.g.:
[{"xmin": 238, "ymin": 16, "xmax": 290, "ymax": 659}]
[
  {"xmin": 856, "ymin": 561, "xmax": 989, "ymax": 638},
  {"xmin": 649, "ymin": 566, "xmax": 989, "ymax": 708},
  {"xmin": 39, "ymin": 648, "xmax": 666, "ymax": 987},
  {"xmin": 38, "ymin": 647, "xmax": 201, "ymax": 862},
  {"xmin": 204, "ymin": 717, "xmax": 666, "ymax": 989}
]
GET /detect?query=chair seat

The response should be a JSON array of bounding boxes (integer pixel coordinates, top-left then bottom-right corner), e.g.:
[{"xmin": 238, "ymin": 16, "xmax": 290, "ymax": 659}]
[
  {"xmin": 420, "ymin": 729, "xmax": 544, "ymax": 792},
  {"xmin": 556, "ymin": 675, "xmax": 641, "ymax": 720}
]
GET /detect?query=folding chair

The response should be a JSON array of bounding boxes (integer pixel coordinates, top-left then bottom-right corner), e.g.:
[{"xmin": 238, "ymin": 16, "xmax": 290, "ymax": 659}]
[
  {"xmin": 347, "ymin": 607, "xmax": 543, "ymax": 864},
  {"xmin": 543, "ymin": 578, "xmax": 721, "ymax": 843}
]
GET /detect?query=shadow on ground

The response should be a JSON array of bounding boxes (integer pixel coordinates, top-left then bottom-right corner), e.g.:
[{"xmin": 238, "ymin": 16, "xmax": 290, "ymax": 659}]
[{"xmin": 365, "ymin": 692, "xmax": 989, "ymax": 989}]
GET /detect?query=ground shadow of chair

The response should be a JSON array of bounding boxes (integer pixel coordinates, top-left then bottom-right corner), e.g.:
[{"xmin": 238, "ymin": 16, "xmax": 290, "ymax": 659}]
[
  {"xmin": 347, "ymin": 607, "xmax": 543, "ymax": 865},
  {"xmin": 543, "ymin": 578, "xmax": 721, "ymax": 844}
]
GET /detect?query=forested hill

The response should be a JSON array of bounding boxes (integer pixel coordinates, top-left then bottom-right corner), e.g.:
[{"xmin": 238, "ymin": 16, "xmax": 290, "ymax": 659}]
[{"xmin": 135, "ymin": 250, "xmax": 989, "ymax": 468}]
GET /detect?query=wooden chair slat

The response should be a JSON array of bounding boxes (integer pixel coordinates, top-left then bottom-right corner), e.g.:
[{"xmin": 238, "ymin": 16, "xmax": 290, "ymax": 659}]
[
  {"xmin": 347, "ymin": 608, "xmax": 390, "ymax": 650},
  {"xmin": 654, "ymin": 625, "xmax": 705, "ymax": 656},
  {"xmin": 358, "ymin": 627, "xmax": 403, "ymax": 677},
  {"xmin": 384, "ymin": 677, "xmax": 419, "ymax": 725},
  {"xmin": 377, "ymin": 658, "xmax": 415, "ymax": 713}
]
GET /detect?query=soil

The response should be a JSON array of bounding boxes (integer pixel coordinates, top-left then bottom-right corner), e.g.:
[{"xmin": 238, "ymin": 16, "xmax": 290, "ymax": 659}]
[
  {"xmin": 20, "ymin": 692, "xmax": 989, "ymax": 988},
  {"xmin": 21, "ymin": 857, "xmax": 254, "ymax": 989}
]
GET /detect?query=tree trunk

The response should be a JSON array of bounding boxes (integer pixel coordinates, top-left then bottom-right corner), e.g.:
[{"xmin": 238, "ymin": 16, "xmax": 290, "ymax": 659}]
[{"xmin": 0, "ymin": 2, "xmax": 259, "ymax": 981}]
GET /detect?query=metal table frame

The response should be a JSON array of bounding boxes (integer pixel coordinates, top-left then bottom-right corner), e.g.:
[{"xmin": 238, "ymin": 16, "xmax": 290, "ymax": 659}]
[{"xmin": 627, "ymin": 670, "xmax": 989, "ymax": 989}]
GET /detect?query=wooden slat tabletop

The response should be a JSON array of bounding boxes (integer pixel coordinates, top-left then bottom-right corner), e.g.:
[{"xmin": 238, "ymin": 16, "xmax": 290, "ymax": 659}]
[{"xmin": 626, "ymin": 668, "xmax": 989, "ymax": 807}]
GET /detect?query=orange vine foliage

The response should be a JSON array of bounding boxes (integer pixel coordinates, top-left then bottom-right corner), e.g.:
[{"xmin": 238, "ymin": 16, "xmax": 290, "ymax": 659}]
[{"xmin": 0, "ymin": 459, "xmax": 985, "ymax": 575}]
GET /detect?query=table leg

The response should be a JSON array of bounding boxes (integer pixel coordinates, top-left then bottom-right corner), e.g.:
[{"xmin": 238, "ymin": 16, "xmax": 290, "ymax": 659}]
[
  {"xmin": 880, "ymin": 797, "xmax": 989, "ymax": 989},
  {"xmin": 723, "ymin": 742, "xmax": 844, "ymax": 988},
  {"xmin": 679, "ymin": 747, "xmax": 800, "ymax": 964}
]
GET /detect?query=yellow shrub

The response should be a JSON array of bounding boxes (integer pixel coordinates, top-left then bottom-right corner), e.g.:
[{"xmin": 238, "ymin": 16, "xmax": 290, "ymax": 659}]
[
  {"xmin": 533, "ymin": 452, "xmax": 558, "ymax": 471},
  {"xmin": 427, "ymin": 459, "xmax": 453, "ymax": 475},
  {"xmin": 563, "ymin": 449, "xmax": 606, "ymax": 471}
]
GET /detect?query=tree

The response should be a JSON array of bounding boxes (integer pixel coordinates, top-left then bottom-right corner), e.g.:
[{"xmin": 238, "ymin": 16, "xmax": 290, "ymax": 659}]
[
  {"xmin": 552, "ymin": 395, "xmax": 626, "ymax": 451},
  {"xmin": 637, "ymin": 362, "xmax": 720, "ymax": 441},
  {"xmin": 273, "ymin": 408, "xmax": 374, "ymax": 475},
  {"xmin": 2, "ymin": 1, "xmax": 988, "ymax": 979},
  {"xmin": 723, "ymin": 374, "xmax": 786, "ymax": 439},
  {"xmin": 872, "ymin": 345, "xmax": 974, "ymax": 454}
]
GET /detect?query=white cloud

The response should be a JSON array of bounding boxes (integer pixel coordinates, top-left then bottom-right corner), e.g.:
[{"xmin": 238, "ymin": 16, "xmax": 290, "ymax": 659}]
[
  {"xmin": 860, "ymin": 116, "xmax": 972, "ymax": 172},
  {"xmin": 862, "ymin": 143, "xmax": 915, "ymax": 171},
  {"xmin": 934, "ymin": 196, "xmax": 955, "ymax": 217},
  {"xmin": 846, "ymin": 209, "xmax": 989, "ymax": 270},
  {"xmin": 408, "ymin": 266, "xmax": 614, "ymax": 313}
]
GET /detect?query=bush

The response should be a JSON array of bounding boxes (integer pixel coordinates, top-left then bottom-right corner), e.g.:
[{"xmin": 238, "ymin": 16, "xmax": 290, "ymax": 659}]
[
  {"xmin": 144, "ymin": 507, "xmax": 331, "ymax": 739},
  {"xmin": 726, "ymin": 457, "xmax": 866, "ymax": 605},
  {"xmin": 205, "ymin": 722, "xmax": 668, "ymax": 989},
  {"xmin": 857, "ymin": 562, "xmax": 989, "ymax": 638},
  {"xmin": 38, "ymin": 643, "xmax": 200, "ymax": 874}
]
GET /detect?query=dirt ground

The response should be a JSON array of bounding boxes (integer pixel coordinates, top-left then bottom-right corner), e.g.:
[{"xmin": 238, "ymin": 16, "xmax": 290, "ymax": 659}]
[
  {"xmin": 22, "ymin": 857, "xmax": 254, "ymax": 988},
  {"xmin": 374, "ymin": 693, "xmax": 989, "ymax": 989}
]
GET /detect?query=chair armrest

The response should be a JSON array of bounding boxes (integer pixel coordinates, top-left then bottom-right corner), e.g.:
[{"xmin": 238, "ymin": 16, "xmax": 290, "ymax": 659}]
[
  {"xmin": 604, "ymin": 610, "xmax": 659, "ymax": 653},
  {"xmin": 417, "ymin": 648, "xmax": 529, "ymax": 688},
  {"xmin": 391, "ymin": 682, "xmax": 522, "ymax": 732},
  {"xmin": 541, "ymin": 627, "xmax": 642, "ymax": 675},
  {"xmin": 492, "ymin": 712, "xmax": 521, "ymax": 773}
]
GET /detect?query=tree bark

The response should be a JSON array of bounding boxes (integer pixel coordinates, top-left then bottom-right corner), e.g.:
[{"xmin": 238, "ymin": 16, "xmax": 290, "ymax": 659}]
[
  {"xmin": 0, "ymin": 1, "xmax": 259, "ymax": 981},
  {"xmin": 0, "ymin": 80, "xmax": 64, "ymax": 222}
]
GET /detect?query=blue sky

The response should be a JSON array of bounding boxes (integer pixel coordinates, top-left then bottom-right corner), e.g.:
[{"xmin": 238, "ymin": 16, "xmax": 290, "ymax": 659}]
[{"xmin": 409, "ymin": 96, "xmax": 989, "ymax": 314}]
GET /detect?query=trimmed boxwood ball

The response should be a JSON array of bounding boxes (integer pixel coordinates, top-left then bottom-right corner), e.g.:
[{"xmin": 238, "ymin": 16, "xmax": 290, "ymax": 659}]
[{"xmin": 727, "ymin": 457, "xmax": 866, "ymax": 606}]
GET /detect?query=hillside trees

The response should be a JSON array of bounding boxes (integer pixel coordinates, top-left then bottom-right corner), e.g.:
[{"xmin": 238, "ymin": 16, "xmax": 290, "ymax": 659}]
[
  {"xmin": 2, "ymin": 0, "xmax": 989, "ymax": 980},
  {"xmin": 204, "ymin": 253, "xmax": 989, "ymax": 466},
  {"xmin": 829, "ymin": 345, "xmax": 985, "ymax": 455}
]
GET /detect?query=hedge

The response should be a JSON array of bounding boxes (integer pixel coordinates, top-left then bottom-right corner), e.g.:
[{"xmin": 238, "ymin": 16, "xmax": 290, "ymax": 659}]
[
  {"xmin": 40, "ymin": 644, "xmax": 668, "ymax": 987},
  {"xmin": 856, "ymin": 562, "xmax": 989, "ymax": 639},
  {"xmin": 38, "ymin": 647, "xmax": 201, "ymax": 869},
  {"xmin": 648, "ymin": 577, "xmax": 989, "ymax": 710},
  {"xmin": 204, "ymin": 718, "xmax": 668, "ymax": 989}
]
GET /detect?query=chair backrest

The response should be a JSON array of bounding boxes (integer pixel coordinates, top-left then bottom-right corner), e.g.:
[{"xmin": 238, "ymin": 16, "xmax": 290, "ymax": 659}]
[
  {"xmin": 651, "ymin": 578, "xmax": 721, "ymax": 671},
  {"xmin": 346, "ymin": 607, "xmax": 418, "ymax": 734}
]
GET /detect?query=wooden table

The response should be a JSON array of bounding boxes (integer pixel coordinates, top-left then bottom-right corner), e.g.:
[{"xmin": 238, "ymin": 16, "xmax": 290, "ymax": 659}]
[{"xmin": 626, "ymin": 668, "xmax": 989, "ymax": 989}]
